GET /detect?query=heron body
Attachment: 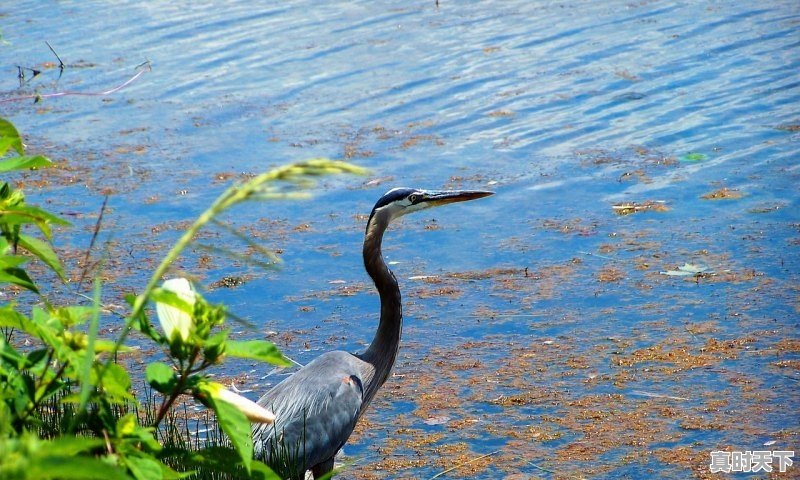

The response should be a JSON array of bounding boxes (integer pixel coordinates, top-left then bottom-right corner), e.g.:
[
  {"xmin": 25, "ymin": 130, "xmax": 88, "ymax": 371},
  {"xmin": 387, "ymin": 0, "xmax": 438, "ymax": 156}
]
[{"xmin": 253, "ymin": 188, "xmax": 492, "ymax": 479}]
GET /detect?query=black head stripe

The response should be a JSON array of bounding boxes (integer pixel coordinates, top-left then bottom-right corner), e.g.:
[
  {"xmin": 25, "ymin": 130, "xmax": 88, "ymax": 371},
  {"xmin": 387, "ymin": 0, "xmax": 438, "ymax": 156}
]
[
  {"xmin": 372, "ymin": 187, "xmax": 416, "ymax": 210},
  {"xmin": 366, "ymin": 187, "xmax": 417, "ymax": 233}
]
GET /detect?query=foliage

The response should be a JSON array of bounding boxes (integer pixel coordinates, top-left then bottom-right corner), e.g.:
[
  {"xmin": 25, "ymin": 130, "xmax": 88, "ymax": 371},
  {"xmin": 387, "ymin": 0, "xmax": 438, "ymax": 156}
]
[{"xmin": 0, "ymin": 117, "xmax": 366, "ymax": 479}]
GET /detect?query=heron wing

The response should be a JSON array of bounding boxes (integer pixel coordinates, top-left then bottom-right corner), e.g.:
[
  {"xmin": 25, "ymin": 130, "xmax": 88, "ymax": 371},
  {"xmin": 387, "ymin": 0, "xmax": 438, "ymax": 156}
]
[{"xmin": 252, "ymin": 351, "xmax": 365, "ymax": 473}]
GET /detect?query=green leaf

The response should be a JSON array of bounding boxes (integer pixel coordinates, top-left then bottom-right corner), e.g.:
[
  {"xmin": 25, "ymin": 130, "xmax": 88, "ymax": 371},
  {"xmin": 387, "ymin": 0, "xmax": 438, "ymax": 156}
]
[
  {"xmin": 28, "ymin": 455, "xmax": 133, "ymax": 479},
  {"xmin": 159, "ymin": 465, "xmax": 196, "ymax": 480},
  {"xmin": 78, "ymin": 280, "xmax": 102, "ymax": 414},
  {"xmin": 0, "ymin": 340, "xmax": 27, "ymax": 369},
  {"xmin": 0, "ymin": 304, "xmax": 30, "ymax": 330},
  {"xmin": 125, "ymin": 455, "xmax": 164, "ymax": 480},
  {"xmin": 0, "ymin": 117, "xmax": 24, "ymax": 156},
  {"xmin": 25, "ymin": 348, "xmax": 49, "ymax": 368},
  {"xmin": 54, "ymin": 306, "xmax": 95, "ymax": 327},
  {"xmin": 226, "ymin": 340, "xmax": 290, "ymax": 367},
  {"xmin": 0, "ymin": 154, "xmax": 52, "ymax": 172},
  {"xmin": 149, "ymin": 288, "xmax": 194, "ymax": 315},
  {"xmin": 0, "ymin": 204, "xmax": 70, "ymax": 241},
  {"xmin": 0, "ymin": 265, "xmax": 38, "ymax": 292},
  {"xmin": 203, "ymin": 329, "xmax": 228, "ymax": 363},
  {"xmin": 0, "ymin": 254, "xmax": 29, "ymax": 269},
  {"xmin": 198, "ymin": 383, "xmax": 253, "ymax": 473},
  {"xmin": 145, "ymin": 362, "xmax": 177, "ymax": 395},
  {"xmin": 93, "ymin": 362, "xmax": 135, "ymax": 402},
  {"xmin": 18, "ymin": 233, "xmax": 66, "ymax": 280},
  {"xmin": 161, "ymin": 446, "xmax": 278, "ymax": 479},
  {"xmin": 41, "ymin": 436, "xmax": 105, "ymax": 456},
  {"xmin": 0, "ymin": 136, "xmax": 16, "ymax": 157}
]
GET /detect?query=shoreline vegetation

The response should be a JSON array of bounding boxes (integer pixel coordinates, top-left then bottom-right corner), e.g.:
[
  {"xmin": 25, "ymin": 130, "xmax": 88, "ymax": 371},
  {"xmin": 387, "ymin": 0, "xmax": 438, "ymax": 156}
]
[{"xmin": 1, "ymin": 116, "xmax": 365, "ymax": 479}]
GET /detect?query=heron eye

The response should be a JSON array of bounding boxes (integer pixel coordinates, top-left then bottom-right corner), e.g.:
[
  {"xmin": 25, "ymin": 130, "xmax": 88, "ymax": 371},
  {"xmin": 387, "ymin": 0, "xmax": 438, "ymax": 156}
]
[{"xmin": 408, "ymin": 194, "xmax": 419, "ymax": 204}]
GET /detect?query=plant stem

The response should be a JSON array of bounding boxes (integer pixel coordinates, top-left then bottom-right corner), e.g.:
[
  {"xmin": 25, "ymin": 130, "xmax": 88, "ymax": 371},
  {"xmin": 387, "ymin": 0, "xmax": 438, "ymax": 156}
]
[{"xmin": 152, "ymin": 346, "xmax": 199, "ymax": 428}]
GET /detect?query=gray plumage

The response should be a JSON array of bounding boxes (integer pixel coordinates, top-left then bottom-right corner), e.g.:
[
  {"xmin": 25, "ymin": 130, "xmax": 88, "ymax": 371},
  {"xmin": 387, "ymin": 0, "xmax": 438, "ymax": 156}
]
[{"xmin": 253, "ymin": 188, "xmax": 492, "ymax": 479}]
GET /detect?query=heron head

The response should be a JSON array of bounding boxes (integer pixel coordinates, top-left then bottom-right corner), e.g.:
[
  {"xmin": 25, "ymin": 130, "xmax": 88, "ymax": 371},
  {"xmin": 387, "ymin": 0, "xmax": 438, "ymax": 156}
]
[{"xmin": 367, "ymin": 187, "xmax": 493, "ymax": 232}]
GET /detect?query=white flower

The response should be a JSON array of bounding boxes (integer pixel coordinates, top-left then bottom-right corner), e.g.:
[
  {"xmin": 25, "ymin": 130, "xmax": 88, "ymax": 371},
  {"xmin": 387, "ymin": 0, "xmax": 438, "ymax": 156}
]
[{"xmin": 155, "ymin": 278, "xmax": 196, "ymax": 343}]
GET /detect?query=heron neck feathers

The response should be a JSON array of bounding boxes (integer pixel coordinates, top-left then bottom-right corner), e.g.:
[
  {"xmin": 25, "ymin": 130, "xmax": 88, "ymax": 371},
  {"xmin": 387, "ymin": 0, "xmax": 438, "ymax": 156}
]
[{"xmin": 359, "ymin": 211, "xmax": 403, "ymax": 404}]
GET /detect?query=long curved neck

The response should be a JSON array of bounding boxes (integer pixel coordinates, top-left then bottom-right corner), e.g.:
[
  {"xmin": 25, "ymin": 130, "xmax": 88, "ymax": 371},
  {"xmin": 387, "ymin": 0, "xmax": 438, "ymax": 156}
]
[{"xmin": 358, "ymin": 212, "xmax": 402, "ymax": 404}]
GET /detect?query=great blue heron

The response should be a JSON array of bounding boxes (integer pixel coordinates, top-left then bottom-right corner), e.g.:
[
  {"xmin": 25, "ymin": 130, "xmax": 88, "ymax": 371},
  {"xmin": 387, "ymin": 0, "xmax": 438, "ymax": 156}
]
[{"xmin": 253, "ymin": 187, "xmax": 493, "ymax": 479}]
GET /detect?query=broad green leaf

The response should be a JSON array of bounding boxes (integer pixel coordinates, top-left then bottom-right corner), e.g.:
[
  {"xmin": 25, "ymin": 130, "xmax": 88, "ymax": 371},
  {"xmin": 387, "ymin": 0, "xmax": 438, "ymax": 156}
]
[
  {"xmin": 0, "ymin": 154, "xmax": 52, "ymax": 172},
  {"xmin": 54, "ymin": 306, "xmax": 95, "ymax": 327},
  {"xmin": 0, "ymin": 254, "xmax": 29, "ymax": 268},
  {"xmin": 145, "ymin": 362, "xmax": 177, "ymax": 395},
  {"xmin": 203, "ymin": 329, "xmax": 228, "ymax": 363},
  {"xmin": 0, "ymin": 266, "xmax": 38, "ymax": 292},
  {"xmin": 0, "ymin": 304, "xmax": 29, "ymax": 330},
  {"xmin": 116, "ymin": 415, "xmax": 161, "ymax": 452},
  {"xmin": 28, "ymin": 455, "xmax": 133, "ymax": 479},
  {"xmin": 93, "ymin": 362, "xmax": 135, "ymax": 402},
  {"xmin": 0, "ymin": 204, "xmax": 70, "ymax": 241},
  {"xmin": 149, "ymin": 288, "xmax": 194, "ymax": 314},
  {"xmin": 125, "ymin": 455, "xmax": 163, "ymax": 480},
  {"xmin": 25, "ymin": 348, "xmax": 49, "ymax": 369},
  {"xmin": 117, "ymin": 413, "xmax": 138, "ymax": 437},
  {"xmin": 198, "ymin": 382, "xmax": 253, "ymax": 473},
  {"xmin": 0, "ymin": 136, "xmax": 16, "ymax": 157},
  {"xmin": 250, "ymin": 460, "xmax": 284, "ymax": 480},
  {"xmin": 226, "ymin": 340, "xmax": 290, "ymax": 367},
  {"xmin": 161, "ymin": 446, "xmax": 272, "ymax": 479},
  {"xmin": 18, "ymin": 233, "xmax": 65, "ymax": 280},
  {"xmin": 0, "ymin": 340, "xmax": 26, "ymax": 369},
  {"xmin": 0, "ymin": 117, "xmax": 24, "ymax": 155},
  {"xmin": 159, "ymin": 463, "xmax": 196, "ymax": 480},
  {"xmin": 40, "ymin": 436, "xmax": 105, "ymax": 456}
]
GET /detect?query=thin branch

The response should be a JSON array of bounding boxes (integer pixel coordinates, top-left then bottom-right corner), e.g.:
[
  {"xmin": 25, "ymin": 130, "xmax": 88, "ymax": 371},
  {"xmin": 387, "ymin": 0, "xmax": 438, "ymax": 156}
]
[
  {"xmin": 528, "ymin": 460, "xmax": 557, "ymax": 474},
  {"xmin": 0, "ymin": 62, "xmax": 151, "ymax": 104},
  {"xmin": 77, "ymin": 195, "xmax": 109, "ymax": 289},
  {"xmin": 45, "ymin": 41, "xmax": 65, "ymax": 73}
]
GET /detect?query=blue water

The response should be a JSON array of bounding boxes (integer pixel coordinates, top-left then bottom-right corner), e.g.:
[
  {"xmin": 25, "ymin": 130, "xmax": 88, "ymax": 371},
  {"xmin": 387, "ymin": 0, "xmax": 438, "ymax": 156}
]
[{"xmin": 3, "ymin": 1, "xmax": 799, "ymax": 478}]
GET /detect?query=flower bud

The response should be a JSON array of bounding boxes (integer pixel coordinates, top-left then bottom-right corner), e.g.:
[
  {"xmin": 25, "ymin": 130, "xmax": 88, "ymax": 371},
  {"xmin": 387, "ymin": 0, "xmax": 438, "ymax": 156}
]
[
  {"xmin": 201, "ymin": 381, "xmax": 275, "ymax": 424},
  {"xmin": 215, "ymin": 386, "xmax": 276, "ymax": 424},
  {"xmin": 155, "ymin": 278, "xmax": 195, "ymax": 344}
]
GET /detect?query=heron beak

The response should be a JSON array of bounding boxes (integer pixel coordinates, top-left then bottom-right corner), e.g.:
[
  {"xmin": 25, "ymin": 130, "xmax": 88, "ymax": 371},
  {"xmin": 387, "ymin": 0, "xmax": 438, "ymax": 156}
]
[{"xmin": 422, "ymin": 190, "xmax": 494, "ymax": 207}]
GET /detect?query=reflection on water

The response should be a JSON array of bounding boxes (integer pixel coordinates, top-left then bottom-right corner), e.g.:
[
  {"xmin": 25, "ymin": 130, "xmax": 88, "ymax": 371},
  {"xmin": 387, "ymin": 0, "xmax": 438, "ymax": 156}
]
[{"xmin": 4, "ymin": 1, "xmax": 799, "ymax": 477}]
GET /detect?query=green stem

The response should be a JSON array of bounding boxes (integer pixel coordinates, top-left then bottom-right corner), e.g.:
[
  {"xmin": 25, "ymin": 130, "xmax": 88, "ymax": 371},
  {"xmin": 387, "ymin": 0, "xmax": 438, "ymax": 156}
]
[{"xmin": 152, "ymin": 346, "xmax": 199, "ymax": 428}]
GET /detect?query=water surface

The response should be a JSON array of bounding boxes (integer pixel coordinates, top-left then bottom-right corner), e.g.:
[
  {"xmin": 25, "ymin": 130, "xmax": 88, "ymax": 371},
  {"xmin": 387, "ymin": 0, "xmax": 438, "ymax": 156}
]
[{"xmin": 3, "ymin": 1, "xmax": 799, "ymax": 478}]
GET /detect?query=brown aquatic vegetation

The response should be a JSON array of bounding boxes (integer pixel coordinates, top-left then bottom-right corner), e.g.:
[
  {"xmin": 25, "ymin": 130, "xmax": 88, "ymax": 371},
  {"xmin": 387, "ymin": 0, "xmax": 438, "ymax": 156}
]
[{"xmin": 701, "ymin": 187, "xmax": 743, "ymax": 200}]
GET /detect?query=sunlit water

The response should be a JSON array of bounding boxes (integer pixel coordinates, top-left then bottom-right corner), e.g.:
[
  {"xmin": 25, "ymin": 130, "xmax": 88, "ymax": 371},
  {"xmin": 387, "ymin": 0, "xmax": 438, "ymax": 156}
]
[{"xmin": 3, "ymin": 1, "xmax": 799, "ymax": 478}]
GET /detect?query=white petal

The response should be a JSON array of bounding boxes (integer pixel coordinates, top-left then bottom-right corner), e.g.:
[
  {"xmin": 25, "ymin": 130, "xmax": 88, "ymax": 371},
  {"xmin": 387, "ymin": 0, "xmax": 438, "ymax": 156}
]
[{"xmin": 156, "ymin": 278, "xmax": 196, "ymax": 342}]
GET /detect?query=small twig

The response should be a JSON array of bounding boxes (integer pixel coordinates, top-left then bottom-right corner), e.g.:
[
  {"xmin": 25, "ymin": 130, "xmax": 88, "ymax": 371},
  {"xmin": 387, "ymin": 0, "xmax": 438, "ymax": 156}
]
[
  {"xmin": 16, "ymin": 66, "xmax": 41, "ymax": 87},
  {"xmin": 1, "ymin": 62, "xmax": 151, "ymax": 104},
  {"xmin": 102, "ymin": 429, "xmax": 113, "ymax": 454},
  {"xmin": 528, "ymin": 460, "xmax": 557, "ymax": 474},
  {"xmin": 45, "ymin": 41, "xmax": 65, "ymax": 74},
  {"xmin": 428, "ymin": 450, "xmax": 500, "ymax": 479},
  {"xmin": 77, "ymin": 195, "xmax": 109, "ymax": 289}
]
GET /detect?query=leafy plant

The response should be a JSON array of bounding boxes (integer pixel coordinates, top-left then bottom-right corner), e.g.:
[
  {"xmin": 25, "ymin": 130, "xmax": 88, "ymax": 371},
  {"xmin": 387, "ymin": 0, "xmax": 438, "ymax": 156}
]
[{"xmin": 0, "ymin": 116, "xmax": 366, "ymax": 479}]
